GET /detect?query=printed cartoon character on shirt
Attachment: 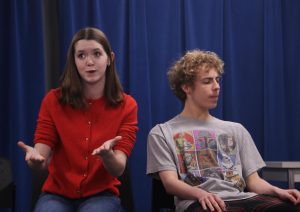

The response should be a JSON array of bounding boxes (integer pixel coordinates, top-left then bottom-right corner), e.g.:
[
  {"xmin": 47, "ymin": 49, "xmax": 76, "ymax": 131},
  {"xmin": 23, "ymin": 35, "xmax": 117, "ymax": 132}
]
[
  {"xmin": 174, "ymin": 130, "xmax": 246, "ymax": 190},
  {"xmin": 217, "ymin": 134, "xmax": 245, "ymax": 190},
  {"xmin": 174, "ymin": 130, "xmax": 221, "ymax": 186}
]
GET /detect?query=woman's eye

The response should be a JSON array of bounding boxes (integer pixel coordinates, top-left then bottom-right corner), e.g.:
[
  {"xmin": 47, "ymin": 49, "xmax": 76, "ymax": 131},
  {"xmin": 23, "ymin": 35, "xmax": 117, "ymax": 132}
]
[
  {"xmin": 94, "ymin": 52, "xmax": 101, "ymax": 57},
  {"xmin": 77, "ymin": 53, "xmax": 86, "ymax": 59}
]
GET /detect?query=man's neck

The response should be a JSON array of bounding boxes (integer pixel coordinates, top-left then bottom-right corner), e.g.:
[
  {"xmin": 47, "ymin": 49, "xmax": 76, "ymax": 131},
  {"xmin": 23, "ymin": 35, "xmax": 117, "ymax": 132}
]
[{"xmin": 180, "ymin": 106, "xmax": 212, "ymax": 121}]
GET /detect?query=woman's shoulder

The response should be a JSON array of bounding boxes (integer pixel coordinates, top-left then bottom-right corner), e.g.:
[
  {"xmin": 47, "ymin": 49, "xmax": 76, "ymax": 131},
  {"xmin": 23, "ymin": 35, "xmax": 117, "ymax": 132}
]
[
  {"xmin": 42, "ymin": 87, "xmax": 61, "ymax": 103},
  {"xmin": 122, "ymin": 93, "xmax": 137, "ymax": 106}
]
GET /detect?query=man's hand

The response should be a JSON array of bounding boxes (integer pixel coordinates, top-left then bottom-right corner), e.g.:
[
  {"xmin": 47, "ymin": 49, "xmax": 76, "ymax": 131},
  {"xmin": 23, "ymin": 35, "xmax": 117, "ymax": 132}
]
[
  {"xmin": 246, "ymin": 172, "xmax": 300, "ymax": 205},
  {"xmin": 197, "ymin": 189, "xmax": 227, "ymax": 212},
  {"xmin": 91, "ymin": 136, "xmax": 122, "ymax": 158},
  {"xmin": 276, "ymin": 188, "xmax": 300, "ymax": 205},
  {"xmin": 159, "ymin": 170, "xmax": 227, "ymax": 212}
]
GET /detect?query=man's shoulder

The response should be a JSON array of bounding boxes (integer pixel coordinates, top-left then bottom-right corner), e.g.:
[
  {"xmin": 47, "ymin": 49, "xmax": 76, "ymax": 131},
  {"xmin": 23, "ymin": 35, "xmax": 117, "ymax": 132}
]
[
  {"xmin": 149, "ymin": 115, "xmax": 179, "ymax": 134},
  {"xmin": 212, "ymin": 117, "xmax": 244, "ymax": 128}
]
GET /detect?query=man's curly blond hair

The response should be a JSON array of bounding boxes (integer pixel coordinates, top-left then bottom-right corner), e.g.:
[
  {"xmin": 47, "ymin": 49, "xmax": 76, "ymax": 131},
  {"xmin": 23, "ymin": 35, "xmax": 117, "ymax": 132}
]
[{"xmin": 167, "ymin": 49, "xmax": 224, "ymax": 103}]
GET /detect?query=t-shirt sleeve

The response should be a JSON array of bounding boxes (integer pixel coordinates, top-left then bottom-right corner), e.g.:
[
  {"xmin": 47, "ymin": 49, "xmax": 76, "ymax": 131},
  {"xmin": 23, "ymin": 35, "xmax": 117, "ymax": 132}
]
[
  {"xmin": 237, "ymin": 124, "xmax": 266, "ymax": 178},
  {"xmin": 146, "ymin": 124, "xmax": 177, "ymax": 178}
]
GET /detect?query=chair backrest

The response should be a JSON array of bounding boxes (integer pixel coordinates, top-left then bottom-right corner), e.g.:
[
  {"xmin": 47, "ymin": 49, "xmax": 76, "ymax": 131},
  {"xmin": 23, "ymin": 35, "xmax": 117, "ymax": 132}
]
[
  {"xmin": 0, "ymin": 157, "xmax": 16, "ymax": 211},
  {"xmin": 31, "ymin": 169, "xmax": 48, "ymax": 210},
  {"xmin": 118, "ymin": 163, "xmax": 135, "ymax": 212},
  {"xmin": 152, "ymin": 178, "xmax": 175, "ymax": 212},
  {"xmin": 0, "ymin": 157, "xmax": 12, "ymax": 189}
]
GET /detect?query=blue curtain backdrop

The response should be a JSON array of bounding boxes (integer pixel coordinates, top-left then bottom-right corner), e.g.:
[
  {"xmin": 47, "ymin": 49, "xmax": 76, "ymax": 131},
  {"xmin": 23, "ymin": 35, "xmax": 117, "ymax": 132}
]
[
  {"xmin": 1, "ymin": 0, "xmax": 300, "ymax": 211},
  {"xmin": 0, "ymin": 0, "xmax": 45, "ymax": 211}
]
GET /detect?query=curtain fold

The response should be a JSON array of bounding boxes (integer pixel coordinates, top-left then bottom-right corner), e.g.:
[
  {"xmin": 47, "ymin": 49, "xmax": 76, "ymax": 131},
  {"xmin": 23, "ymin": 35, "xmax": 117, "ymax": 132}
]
[
  {"xmin": 0, "ymin": 1, "xmax": 45, "ymax": 212},
  {"xmin": 223, "ymin": 0, "xmax": 266, "ymax": 151},
  {"xmin": 126, "ymin": 0, "xmax": 153, "ymax": 210},
  {"xmin": 281, "ymin": 0, "xmax": 300, "ymax": 160},
  {"xmin": 263, "ymin": 0, "xmax": 288, "ymax": 158},
  {"xmin": 1, "ymin": 1, "xmax": 300, "ymax": 211}
]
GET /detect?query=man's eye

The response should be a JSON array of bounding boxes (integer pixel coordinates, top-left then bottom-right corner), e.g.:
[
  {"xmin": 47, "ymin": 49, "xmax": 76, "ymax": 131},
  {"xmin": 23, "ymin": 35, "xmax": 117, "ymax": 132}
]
[{"xmin": 202, "ymin": 79, "xmax": 211, "ymax": 84}]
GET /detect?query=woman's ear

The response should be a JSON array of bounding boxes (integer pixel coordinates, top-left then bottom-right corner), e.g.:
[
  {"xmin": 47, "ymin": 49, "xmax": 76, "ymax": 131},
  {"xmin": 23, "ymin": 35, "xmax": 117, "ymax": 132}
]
[{"xmin": 109, "ymin": 52, "xmax": 115, "ymax": 66}]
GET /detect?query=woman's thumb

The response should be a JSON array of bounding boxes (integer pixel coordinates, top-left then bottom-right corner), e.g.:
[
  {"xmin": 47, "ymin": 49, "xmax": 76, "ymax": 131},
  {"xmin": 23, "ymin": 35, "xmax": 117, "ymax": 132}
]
[{"xmin": 17, "ymin": 141, "xmax": 29, "ymax": 152}]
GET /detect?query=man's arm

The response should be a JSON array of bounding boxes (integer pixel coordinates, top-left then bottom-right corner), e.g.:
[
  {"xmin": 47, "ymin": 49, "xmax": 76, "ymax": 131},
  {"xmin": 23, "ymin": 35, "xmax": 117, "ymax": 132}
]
[
  {"xmin": 246, "ymin": 172, "xmax": 300, "ymax": 205},
  {"xmin": 159, "ymin": 170, "xmax": 226, "ymax": 212}
]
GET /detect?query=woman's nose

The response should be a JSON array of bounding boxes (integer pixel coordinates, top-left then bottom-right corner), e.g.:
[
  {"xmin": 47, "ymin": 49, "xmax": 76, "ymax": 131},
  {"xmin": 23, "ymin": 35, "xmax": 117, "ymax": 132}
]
[{"xmin": 86, "ymin": 55, "xmax": 94, "ymax": 65}]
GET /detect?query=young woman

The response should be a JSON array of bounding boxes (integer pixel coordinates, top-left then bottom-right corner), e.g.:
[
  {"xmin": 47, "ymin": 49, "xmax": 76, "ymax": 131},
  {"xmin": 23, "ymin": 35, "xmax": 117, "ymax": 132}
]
[{"xmin": 18, "ymin": 27, "xmax": 138, "ymax": 212}]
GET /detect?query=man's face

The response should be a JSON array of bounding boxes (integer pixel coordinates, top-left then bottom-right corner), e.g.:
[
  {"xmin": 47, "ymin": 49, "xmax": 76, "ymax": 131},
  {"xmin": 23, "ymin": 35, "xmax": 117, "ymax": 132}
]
[{"xmin": 183, "ymin": 68, "xmax": 221, "ymax": 112}]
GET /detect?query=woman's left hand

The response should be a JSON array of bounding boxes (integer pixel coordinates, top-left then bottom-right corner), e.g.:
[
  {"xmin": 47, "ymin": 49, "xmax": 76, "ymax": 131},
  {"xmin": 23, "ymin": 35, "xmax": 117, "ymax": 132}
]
[{"xmin": 91, "ymin": 136, "xmax": 122, "ymax": 158}]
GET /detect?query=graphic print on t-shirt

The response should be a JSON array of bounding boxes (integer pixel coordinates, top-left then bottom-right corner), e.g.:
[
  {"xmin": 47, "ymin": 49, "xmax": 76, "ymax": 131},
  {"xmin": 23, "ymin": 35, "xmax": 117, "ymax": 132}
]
[{"xmin": 173, "ymin": 129, "xmax": 245, "ymax": 190}]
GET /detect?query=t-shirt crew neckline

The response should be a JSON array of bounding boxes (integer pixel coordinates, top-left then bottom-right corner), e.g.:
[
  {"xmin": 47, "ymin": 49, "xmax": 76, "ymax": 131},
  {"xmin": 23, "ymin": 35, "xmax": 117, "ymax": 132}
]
[{"xmin": 176, "ymin": 114, "xmax": 218, "ymax": 124}]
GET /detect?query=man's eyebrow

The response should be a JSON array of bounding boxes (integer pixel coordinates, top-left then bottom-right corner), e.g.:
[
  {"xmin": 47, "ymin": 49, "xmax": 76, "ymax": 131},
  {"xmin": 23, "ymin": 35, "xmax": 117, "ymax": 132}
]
[
  {"xmin": 199, "ymin": 76, "xmax": 221, "ymax": 81},
  {"xmin": 200, "ymin": 76, "xmax": 215, "ymax": 79}
]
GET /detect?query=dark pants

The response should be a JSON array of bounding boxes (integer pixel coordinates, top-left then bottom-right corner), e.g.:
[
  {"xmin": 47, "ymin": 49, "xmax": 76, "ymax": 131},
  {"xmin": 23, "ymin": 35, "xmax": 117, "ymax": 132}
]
[{"xmin": 186, "ymin": 194, "xmax": 300, "ymax": 212}]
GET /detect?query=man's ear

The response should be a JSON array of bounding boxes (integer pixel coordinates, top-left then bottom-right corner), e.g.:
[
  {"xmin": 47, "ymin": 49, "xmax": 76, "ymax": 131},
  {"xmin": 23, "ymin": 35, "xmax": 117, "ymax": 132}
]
[{"xmin": 181, "ymin": 84, "xmax": 190, "ymax": 94}]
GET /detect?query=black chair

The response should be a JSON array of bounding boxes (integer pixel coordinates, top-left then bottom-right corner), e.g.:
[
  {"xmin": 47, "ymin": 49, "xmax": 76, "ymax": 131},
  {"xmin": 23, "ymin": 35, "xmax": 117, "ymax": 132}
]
[
  {"xmin": 31, "ymin": 169, "xmax": 48, "ymax": 211},
  {"xmin": 152, "ymin": 178, "xmax": 175, "ymax": 212},
  {"xmin": 0, "ymin": 157, "xmax": 16, "ymax": 212},
  {"xmin": 119, "ymin": 163, "xmax": 135, "ymax": 212}
]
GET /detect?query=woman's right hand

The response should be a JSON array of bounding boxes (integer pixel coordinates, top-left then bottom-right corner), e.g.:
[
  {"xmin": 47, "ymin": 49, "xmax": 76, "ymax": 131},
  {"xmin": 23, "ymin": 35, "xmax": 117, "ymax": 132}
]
[{"xmin": 18, "ymin": 141, "xmax": 46, "ymax": 169}]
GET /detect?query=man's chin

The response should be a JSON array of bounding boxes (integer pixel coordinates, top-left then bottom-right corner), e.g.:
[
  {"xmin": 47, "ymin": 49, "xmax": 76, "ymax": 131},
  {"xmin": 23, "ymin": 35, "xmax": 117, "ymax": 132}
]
[{"xmin": 209, "ymin": 103, "xmax": 218, "ymax": 109}]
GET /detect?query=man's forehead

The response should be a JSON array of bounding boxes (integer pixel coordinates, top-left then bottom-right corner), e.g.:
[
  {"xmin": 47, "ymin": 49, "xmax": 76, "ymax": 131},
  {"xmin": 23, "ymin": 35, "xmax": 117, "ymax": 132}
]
[{"xmin": 196, "ymin": 67, "xmax": 219, "ymax": 78}]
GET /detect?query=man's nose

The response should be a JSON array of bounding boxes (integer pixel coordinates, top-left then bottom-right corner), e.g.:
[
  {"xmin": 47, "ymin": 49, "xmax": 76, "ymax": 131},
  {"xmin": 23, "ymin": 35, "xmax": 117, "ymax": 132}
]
[{"xmin": 213, "ymin": 80, "xmax": 220, "ymax": 89}]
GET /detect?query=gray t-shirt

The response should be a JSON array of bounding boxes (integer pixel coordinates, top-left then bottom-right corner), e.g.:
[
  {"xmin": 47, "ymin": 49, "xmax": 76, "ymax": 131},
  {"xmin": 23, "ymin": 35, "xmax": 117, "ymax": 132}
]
[{"xmin": 147, "ymin": 115, "xmax": 266, "ymax": 212}]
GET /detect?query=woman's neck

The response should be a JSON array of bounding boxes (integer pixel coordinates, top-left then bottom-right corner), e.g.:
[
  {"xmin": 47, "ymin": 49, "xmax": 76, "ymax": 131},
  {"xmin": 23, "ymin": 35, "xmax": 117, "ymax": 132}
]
[{"xmin": 83, "ymin": 83, "xmax": 104, "ymax": 100}]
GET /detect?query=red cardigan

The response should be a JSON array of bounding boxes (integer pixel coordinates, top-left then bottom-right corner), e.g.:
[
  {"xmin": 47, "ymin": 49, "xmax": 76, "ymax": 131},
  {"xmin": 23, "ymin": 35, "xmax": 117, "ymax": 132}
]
[{"xmin": 34, "ymin": 88, "xmax": 138, "ymax": 198}]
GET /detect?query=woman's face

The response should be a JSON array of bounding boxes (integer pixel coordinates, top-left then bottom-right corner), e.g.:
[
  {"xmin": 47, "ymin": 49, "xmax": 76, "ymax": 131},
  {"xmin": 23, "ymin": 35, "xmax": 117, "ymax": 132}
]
[{"xmin": 74, "ymin": 39, "xmax": 110, "ymax": 87}]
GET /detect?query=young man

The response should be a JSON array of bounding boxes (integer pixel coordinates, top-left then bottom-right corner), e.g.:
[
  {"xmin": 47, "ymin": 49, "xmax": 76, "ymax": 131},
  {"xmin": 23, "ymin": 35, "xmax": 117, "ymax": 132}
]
[{"xmin": 146, "ymin": 50, "xmax": 300, "ymax": 212}]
